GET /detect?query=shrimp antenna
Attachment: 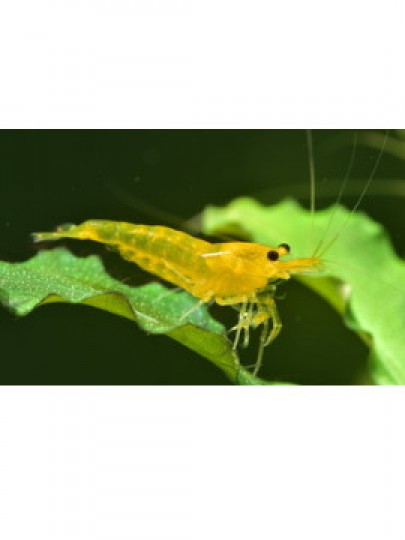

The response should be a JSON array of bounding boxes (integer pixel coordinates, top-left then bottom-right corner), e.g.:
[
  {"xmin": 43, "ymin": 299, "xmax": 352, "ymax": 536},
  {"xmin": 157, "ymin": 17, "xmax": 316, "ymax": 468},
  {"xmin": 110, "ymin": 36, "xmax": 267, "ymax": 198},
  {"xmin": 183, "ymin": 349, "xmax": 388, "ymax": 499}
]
[
  {"xmin": 306, "ymin": 129, "xmax": 316, "ymax": 254},
  {"xmin": 316, "ymin": 129, "xmax": 390, "ymax": 260},
  {"xmin": 312, "ymin": 131, "xmax": 358, "ymax": 258}
]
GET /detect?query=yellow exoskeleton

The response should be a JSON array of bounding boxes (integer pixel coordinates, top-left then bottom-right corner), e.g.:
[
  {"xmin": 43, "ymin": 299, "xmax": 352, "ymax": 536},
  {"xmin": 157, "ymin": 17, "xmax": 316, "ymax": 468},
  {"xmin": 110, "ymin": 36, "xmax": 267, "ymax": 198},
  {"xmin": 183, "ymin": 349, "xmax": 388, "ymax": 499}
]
[{"xmin": 32, "ymin": 220, "xmax": 321, "ymax": 374}]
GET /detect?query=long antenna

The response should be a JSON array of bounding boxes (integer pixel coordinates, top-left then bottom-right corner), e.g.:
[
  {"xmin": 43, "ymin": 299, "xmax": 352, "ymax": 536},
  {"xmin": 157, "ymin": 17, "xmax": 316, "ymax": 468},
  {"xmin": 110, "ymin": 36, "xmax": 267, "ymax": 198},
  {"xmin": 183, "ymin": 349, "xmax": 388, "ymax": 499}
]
[
  {"xmin": 346, "ymin": 129, "xmax": 390, "ymax": 217},
  {"xmin": 306, "ymin": 129, "xmax": 316, "ymax": 216},
  {"xmin": 312, "ymin": 131, "xmax": 358, "ymax": 257},
  {"xmin": 306, "ymin": 129, "xmax": 316, "ymax": 252},
  {"xmin": 317, "ymin": 129, "xmax": 390, "ymax": 260}
]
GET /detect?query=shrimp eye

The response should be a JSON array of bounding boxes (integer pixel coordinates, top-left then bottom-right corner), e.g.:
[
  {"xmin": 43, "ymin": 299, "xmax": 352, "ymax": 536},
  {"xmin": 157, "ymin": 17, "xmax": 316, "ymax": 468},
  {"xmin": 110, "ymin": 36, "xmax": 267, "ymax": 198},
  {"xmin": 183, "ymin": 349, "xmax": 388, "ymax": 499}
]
[
  {"xmin": 278, "ymin": 243, "xmax": 291, "ymax": 254},
  {"xmin": 267, "ymin": 250, "xmax": 279, "ymax": 261}
]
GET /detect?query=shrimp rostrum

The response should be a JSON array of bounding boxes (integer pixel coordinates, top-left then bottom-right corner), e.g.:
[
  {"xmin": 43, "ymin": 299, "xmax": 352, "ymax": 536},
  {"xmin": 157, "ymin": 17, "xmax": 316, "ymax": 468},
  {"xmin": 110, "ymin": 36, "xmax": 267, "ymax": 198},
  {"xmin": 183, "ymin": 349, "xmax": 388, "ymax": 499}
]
[{"xmin": 32, "ymin": 220, "xmax": 321, "ymax": 375}]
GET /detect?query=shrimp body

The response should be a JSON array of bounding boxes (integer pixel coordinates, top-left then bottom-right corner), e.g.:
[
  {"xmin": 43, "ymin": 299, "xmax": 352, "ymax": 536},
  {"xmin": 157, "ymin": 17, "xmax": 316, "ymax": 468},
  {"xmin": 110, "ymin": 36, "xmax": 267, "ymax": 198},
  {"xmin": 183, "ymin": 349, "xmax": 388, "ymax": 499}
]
[{"xmin": 33, "ymin": 219, "xmax": 321, "ymax": 374}]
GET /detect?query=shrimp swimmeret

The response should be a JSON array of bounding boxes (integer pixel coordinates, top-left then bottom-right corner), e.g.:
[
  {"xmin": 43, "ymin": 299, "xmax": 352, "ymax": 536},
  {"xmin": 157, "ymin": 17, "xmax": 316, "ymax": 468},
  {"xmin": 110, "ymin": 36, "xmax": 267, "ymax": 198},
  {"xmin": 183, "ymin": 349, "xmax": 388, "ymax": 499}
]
[{"xmin": 32, "ymin": 220, "xmax": 321, "ymax": 375}]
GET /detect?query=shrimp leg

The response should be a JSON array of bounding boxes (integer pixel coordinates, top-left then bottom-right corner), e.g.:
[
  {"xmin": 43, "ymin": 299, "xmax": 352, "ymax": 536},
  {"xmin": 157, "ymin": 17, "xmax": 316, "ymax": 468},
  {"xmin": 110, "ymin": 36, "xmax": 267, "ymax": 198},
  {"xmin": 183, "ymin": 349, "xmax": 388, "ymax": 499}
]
[
  {"xmin": 178, "ymin": 295, "xmax": 211, "ymax": 323},
  {"xmin": 254, "ymin": 297, "xmax": 282, "ymax": 375},
  {"xmin": 218, "ymin": 292, "xmax": 282, "ymax": 375},
  {"xmin": 230, "ymin": 300, "xmax": 248, "ymax": 351}
]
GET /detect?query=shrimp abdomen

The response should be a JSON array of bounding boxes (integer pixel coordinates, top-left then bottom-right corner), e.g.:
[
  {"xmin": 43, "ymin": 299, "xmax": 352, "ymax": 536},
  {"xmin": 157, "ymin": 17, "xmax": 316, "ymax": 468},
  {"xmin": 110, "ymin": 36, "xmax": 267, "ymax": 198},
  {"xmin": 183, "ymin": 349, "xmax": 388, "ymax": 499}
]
[{"xmin": 33, "ymin": 220, "xmax": 211, "ymax": 293}]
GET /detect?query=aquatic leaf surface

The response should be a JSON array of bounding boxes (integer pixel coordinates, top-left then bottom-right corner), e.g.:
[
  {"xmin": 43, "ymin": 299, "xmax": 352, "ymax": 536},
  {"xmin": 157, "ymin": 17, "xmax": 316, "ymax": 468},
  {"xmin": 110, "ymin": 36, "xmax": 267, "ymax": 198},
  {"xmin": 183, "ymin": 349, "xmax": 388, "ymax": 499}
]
[
  {"xmin": 0, "ymin": 248, "xmax": 244, "ymax": 381},
  {"xmin": 203, "ymin": 198, "xmax": 405, "ymax": 385}
]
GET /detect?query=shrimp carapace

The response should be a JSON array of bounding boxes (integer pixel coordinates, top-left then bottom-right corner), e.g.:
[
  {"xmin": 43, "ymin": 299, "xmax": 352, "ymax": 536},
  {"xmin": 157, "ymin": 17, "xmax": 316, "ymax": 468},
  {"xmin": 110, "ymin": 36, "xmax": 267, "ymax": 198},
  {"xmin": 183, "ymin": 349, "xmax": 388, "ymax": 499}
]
[{"xmin": 32, "ymin": 219, "xmax": 322, "ymax": 375}]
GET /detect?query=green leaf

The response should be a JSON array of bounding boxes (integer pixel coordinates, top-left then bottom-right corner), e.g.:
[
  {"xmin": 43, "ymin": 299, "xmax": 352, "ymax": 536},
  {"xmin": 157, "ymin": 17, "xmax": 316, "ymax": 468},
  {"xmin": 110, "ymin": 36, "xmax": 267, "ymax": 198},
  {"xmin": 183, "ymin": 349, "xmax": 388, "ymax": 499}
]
[
  {"xmin": 236, "ymin": 368, "xmax": 295, "ymax": 385},
  {"xmin": 0, "ymin": 248, "xmax": 238, "ymax": 380},
  {"xmin": 0, "ymin": 247, "xmax": 297, "ymax": 384},
  {"xmin": 203, "ymin": 197, "xmax": 405, "ymax": 385}
]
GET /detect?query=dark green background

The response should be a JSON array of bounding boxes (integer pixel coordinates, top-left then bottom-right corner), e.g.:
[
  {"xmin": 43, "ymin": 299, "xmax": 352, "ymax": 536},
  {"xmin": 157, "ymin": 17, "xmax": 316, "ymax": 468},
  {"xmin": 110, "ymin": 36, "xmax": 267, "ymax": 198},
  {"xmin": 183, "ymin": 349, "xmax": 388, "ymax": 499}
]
[{"xmin": 1, "ymin": 130, "xmax": 403, "ymax": 384}]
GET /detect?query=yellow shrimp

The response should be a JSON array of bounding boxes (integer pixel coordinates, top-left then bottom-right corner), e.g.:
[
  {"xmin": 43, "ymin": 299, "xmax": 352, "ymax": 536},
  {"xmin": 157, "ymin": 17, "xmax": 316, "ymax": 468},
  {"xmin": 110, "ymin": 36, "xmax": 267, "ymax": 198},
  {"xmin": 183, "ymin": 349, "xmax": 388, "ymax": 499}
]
[{"xmin": 32, "ymin": 220, "xmax": 321, "ymax": 375}]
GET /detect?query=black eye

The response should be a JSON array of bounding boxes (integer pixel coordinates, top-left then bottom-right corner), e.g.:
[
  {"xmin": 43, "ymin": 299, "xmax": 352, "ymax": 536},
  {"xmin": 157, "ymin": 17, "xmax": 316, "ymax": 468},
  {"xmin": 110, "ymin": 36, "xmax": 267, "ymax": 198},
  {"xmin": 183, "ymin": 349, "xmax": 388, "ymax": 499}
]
[
  {"xmin": 267, "ymin": 250, "xmax": 279, "ymax": 261},
  {"xmin": 278, "ymin": 243, "xmax": 290, "ymax": 254}
]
